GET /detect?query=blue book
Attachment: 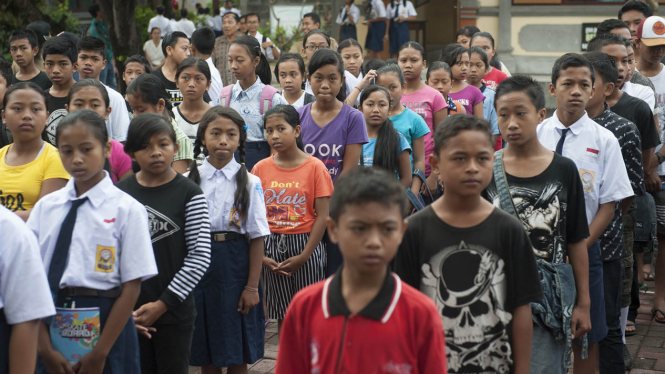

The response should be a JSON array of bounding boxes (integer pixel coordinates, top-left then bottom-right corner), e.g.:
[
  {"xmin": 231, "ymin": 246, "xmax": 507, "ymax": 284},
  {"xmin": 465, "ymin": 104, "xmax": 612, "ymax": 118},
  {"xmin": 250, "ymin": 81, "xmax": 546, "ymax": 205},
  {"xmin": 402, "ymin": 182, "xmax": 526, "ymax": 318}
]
[{"xmin": 50, "ymin": 307, "xmax": 101, "ymax": 365}]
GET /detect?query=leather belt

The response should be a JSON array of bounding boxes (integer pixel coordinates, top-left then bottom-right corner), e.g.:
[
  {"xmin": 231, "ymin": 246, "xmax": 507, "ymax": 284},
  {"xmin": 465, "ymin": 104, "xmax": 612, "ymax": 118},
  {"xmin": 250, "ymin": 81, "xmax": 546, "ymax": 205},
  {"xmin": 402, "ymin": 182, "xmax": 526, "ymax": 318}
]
[
  {"xmin": 62, "ymin": 287, "xmax": 121, "ymax": 298},
  {"xmin": 211, "ymin": 232, "xmax": 240, "ymax": 242}
]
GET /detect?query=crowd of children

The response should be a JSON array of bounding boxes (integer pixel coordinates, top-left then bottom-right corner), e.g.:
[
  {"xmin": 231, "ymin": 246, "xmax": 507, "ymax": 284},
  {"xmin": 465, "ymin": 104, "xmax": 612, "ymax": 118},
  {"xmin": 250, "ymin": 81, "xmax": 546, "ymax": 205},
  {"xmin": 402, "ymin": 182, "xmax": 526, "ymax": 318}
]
[{"xmin": 3, "ymin": 1, "xmax": 665, "ymax": 374}]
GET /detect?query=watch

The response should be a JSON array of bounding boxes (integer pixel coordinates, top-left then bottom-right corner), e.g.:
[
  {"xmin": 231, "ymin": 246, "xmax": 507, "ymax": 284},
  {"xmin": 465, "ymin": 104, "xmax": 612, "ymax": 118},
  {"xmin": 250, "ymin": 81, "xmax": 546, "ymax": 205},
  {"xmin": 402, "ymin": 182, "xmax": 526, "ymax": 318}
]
[{"xmin": 657, "ymin": 152, "xmax": 665, "ymax": 165}]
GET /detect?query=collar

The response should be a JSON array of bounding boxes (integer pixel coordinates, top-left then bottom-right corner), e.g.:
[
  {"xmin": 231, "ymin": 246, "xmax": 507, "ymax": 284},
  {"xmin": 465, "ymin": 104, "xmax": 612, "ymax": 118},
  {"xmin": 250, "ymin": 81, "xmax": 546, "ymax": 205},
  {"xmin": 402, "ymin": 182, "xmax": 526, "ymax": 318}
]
[
  {"xmin": 57, "ymin": 171, "xmax": 113, "ymax": 208},
  {"xmin": 231, "ymin": 76, "xmax": 263, "ymax": 100},
  {"xmin": 480, "ymin": 82, "xmax": 487, "ymax": 93},
  {"xmin": 322, "ymin": 267, "xmax": 402, "ymax": 323},
  {"xmin": 200, "ymin": 157, "xmax": 241, "ymax": 181},
  {"xmin": 550, "ymin": 110, "xmax": 590, "ymax": 136}
]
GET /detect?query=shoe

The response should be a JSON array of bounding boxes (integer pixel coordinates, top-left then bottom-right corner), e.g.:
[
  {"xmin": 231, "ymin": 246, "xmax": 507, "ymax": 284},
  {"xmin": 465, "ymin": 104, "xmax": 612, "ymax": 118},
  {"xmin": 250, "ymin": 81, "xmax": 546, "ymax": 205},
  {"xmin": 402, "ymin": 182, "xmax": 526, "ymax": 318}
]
[{"xmin": 624, "ymin": 344, "xmax": 633, "ymax": 370}]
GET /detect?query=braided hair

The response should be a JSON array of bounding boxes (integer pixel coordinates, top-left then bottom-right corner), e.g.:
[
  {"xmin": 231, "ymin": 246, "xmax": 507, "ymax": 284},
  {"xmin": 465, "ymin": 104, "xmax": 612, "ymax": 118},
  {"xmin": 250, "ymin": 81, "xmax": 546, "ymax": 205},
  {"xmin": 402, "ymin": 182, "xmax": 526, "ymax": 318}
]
[{"xmin": 189, "ymin": 107, "xmax": 250, "ymax": 227}]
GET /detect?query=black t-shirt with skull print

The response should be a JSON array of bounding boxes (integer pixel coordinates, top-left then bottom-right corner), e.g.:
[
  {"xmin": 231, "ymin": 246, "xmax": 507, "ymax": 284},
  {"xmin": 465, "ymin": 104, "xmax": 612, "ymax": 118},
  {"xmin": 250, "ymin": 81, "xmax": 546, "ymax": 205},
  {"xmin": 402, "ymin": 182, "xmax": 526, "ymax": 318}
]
[
  {"xmin": 484, "ymin": 153, "xmax": 590, "ymax": 264},
  {"xmin": 394, "ymin": 207, "xmax": 542, "ymax": 374}
]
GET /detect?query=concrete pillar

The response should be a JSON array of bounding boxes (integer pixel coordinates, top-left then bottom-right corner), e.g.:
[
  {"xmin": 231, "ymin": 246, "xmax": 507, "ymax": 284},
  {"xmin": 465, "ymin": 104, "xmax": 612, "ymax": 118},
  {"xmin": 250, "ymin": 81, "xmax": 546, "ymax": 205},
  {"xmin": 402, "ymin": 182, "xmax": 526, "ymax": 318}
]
[{"xmin": 496, "ymin": 0, "xmax": 515, "ymax": 72}]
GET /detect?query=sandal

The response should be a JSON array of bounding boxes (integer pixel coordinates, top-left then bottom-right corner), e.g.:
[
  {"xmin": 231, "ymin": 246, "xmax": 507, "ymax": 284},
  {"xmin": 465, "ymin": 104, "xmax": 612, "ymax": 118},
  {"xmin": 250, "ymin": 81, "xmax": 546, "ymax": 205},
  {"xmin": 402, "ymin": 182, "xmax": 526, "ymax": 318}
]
[
  {"xmin": 625, "ymin": 322, "xmax": 637, "ymax": 337},
  {"xmin": 652, "ymin": 308, "xmax": 665, "ymax": 324},
  {"xmin": 645, "ymin": 271, "xmax": 655, "ymax": 281}
]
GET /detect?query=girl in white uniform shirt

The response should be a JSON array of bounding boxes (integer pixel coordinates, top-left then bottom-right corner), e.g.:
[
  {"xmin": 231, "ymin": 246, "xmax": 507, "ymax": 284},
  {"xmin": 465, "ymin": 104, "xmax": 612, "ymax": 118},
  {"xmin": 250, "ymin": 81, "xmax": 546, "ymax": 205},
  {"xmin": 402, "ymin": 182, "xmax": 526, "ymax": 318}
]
[
  {"xmin": 187, "ymin": 106, "xmax": 270, "ymax": 374},
  {"xmin": 0, "ymin": 206, "xmax": 55, "ymax": 374},
  {"xmin": 27, "ymin": 110, "xmax": 158, "ymax": 374}
]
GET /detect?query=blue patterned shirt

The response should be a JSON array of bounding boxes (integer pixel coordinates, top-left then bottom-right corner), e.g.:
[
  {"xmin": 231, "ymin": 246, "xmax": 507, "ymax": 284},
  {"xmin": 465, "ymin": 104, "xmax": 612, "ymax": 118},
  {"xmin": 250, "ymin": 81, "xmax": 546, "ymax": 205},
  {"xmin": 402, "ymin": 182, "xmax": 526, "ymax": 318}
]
[{"xmin": 230, "ymin": 77, "xmax": 288, "ymax": 142}]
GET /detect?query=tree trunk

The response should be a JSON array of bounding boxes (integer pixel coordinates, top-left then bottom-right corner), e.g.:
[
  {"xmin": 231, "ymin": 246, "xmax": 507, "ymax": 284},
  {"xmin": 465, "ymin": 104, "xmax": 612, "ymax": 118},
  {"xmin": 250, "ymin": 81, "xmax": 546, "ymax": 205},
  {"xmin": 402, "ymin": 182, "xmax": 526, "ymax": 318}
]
[{"xmin": 98, "ymin": 0, "xmax": 143, "ymax": 94}]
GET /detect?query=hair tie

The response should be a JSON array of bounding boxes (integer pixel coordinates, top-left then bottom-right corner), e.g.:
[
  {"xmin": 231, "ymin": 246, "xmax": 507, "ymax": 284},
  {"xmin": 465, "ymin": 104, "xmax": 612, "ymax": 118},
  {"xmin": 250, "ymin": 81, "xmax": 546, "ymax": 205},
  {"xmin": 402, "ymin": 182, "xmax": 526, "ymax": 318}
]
[{"xmin": 243, "ymin": 125, "xmax": 248, "ymax": 131}]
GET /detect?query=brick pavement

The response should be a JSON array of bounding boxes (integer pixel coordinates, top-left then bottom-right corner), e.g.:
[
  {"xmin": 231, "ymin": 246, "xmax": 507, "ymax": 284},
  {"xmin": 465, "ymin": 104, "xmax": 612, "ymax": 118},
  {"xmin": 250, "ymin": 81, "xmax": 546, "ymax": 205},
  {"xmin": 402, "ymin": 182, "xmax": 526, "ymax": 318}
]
[{"xmin": 188, "ymin": 279, "xmax": 665, "ymax": 374}]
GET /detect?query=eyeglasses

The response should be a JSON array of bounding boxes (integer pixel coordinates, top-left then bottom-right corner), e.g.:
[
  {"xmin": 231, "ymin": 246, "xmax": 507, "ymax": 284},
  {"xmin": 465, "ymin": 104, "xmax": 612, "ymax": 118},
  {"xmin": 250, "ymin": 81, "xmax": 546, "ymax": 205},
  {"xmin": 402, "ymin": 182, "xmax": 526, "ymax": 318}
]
[{"xmin": 305, "ymin": 45, "xmax": 329, "ymax": 51}]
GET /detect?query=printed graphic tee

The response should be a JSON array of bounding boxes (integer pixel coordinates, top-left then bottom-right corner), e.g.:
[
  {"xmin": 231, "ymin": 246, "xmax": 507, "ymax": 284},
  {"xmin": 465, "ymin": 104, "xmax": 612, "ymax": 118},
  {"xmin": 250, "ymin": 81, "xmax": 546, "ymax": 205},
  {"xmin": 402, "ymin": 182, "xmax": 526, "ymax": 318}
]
[
  {"xmin": 298, "ymin": 103, "xmax": 369, "ymax": 183},
  {"xmin": 485, "ymin": 153, "xmax": 590, "ymax": 263},
  {"xmin": 153, "ymin": 67, "xmax": 211, "ymax": 106},
  {"xmin": 44, "ymin": 93, "xmax": 68, "ymax": 146},
  {"xmin": 394, "ymin": 206, "xmax": 542, "ymax": 374},
  {"xmin": 252, "ymin": 155, "xmax": 333, "ymax": 234}
]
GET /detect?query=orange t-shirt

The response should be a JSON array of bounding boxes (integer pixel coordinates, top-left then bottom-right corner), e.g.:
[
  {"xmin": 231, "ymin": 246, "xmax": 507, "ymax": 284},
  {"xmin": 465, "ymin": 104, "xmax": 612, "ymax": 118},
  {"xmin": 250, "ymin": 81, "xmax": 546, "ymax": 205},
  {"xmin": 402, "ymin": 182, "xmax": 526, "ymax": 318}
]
[{"xmin": 252, "ymin": 155, "xmax": 333, "ymax": 235}]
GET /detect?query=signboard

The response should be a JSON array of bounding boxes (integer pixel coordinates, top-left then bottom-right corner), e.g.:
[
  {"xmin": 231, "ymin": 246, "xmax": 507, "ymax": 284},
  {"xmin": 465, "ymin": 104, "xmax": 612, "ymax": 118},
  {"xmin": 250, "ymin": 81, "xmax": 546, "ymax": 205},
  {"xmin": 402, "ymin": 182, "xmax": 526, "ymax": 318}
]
[{"xmin": 581, "ymin": 23, "xmax": 601, "ymax": 51}]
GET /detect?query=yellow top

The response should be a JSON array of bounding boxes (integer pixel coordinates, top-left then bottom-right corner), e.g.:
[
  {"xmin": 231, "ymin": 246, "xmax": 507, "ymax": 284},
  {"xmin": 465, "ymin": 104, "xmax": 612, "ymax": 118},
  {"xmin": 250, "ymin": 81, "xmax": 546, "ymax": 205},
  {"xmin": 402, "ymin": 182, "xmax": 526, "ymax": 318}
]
[{"xmin": 0, "ymin": 143, "xmax": 70, "ymax": 212}]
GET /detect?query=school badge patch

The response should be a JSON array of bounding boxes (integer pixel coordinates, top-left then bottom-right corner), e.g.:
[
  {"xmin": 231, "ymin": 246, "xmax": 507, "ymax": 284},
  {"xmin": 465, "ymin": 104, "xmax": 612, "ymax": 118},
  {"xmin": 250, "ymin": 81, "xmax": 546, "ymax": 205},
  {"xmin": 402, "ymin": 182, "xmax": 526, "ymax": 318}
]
[
  {"xmin": 579, "ymin": 169, "xmax": 596, "ymax": 193},
  {"xmin": 95, "ymin": 245, "xmax": 115, "ymax": 273}
]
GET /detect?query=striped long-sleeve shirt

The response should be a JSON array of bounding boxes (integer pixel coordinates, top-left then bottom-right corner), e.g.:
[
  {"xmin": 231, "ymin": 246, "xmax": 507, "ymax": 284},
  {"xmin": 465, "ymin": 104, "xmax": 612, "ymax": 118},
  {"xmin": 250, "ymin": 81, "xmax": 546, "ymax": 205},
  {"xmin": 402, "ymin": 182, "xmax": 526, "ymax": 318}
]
[{"xmin": 116, "ymin": 173, "xmax": 212, "ymax": 324}]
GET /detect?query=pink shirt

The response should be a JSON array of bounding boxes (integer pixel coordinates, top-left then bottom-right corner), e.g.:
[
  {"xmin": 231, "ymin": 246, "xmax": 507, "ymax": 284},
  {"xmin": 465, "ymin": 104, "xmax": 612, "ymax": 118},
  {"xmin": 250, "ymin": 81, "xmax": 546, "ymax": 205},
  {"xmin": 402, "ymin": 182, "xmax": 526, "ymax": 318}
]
[
  {"xmin": 110, "ymin": 140, "xmax": 132, "ymax": 183},
  {"xmin": 400, "ymin": 85, "xmax": 448, "ymax": 176}
]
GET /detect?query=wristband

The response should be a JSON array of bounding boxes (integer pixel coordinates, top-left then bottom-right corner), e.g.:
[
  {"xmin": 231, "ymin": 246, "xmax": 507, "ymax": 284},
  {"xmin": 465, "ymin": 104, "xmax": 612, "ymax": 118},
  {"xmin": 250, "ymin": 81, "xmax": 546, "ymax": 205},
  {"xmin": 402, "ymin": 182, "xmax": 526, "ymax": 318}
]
[{"xmin": 245, "ymin": 286, "xmax": 259, "ymax": 292}]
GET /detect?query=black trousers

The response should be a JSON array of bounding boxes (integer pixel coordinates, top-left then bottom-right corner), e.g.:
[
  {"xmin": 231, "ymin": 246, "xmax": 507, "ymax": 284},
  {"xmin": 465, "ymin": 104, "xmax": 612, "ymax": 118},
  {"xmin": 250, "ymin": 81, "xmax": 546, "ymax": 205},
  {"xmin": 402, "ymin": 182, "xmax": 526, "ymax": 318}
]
[
  {"xmin": 139, "ymin": 321, "xmax": 195, "ymax": 374},
  {"xmin": 599, "ymin": 259, "xmax": 625, "ymax": 374}
]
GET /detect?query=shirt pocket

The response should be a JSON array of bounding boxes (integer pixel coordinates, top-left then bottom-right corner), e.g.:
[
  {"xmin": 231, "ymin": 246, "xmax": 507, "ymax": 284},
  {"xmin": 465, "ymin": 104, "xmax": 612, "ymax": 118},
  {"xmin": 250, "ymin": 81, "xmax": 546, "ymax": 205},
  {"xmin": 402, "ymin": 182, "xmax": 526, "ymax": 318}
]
[
  {"xmin": 86, "ymin": 235, "xmax": 120, "ymax": 284},
  {"xmin": 575, "ymin": 159, "xmax": 601, "ymax": 196}
]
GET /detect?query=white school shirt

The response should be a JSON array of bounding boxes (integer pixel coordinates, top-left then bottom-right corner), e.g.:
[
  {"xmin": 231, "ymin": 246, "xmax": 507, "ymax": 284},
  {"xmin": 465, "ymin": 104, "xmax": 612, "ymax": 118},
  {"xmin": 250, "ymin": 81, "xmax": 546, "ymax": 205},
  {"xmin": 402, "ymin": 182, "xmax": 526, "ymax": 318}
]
[
  {"xmin": 143, "ymin": 39, "xmax": 164, "ymax": 66},
  {"xmin": 622, "ymin": 80, "xmax": 656, "ymax": 114},
  {"xmin": 105, "ymin": 84, "xmax": 130, "ymax": 142},
  {"xmin": 27, "ymin": 173, "xmax": 158, "ymax": 291},
  {"xmin": 198, "ymin": 158, "xmax": 270, "ymax": 239},
  {"xmin": 0, "ymin": 206, "xmax": 55, "ymax": 324},
  {"xmin": 537, "ymin": 111, "xmax": 634, "ymax": 225},
  {"xmin": 174, "ymin": 19, "xmax": 196, "ymax": 38},
  {"xmin": 336, "ymin": 4, "xmax": 361, "ymax": 25},
  {"xmin": 368, "ymin": 0, "xmax": 387, "ymax": 20},
  {"xmin": 221, "ymin": 7, "xmax": 242, "ymax": 17},
  {"xmin": 206, "ymin": 57, "xmax": 223, "ymax": 106},
  {"xmin": 147, "ymin": 15, "xmax": 172, "ymax": 35},
  {"xmin": 211, "ymin": 15, "xmax": 223, "ymax": 32},
  {"xmin": 386, "ymin": 0, "xmax": 417, "ymax": 19},
  {"xmin": 282, "ymin": 91, "xmax": 306, "ymax": 109},
  {"xmin": 252, "ymin": 30, "xmax": 281, "ymax": 61}
]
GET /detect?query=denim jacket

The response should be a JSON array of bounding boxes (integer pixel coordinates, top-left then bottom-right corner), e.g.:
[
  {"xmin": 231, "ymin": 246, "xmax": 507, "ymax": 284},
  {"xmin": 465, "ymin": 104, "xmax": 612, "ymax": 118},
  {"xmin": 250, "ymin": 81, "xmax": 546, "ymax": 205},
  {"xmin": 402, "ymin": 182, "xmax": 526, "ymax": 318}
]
[{"xmin": 531, "ymin": 259, "xmax": 588, "ymax": 371}]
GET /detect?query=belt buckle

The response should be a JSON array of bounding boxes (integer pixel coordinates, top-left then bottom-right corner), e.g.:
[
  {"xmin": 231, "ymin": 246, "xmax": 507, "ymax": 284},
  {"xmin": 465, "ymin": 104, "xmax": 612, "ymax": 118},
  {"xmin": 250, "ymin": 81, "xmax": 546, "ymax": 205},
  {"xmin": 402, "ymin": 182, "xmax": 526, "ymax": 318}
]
[
  {"xmin": 214, "ymin": 233, "xmax": 227, "ymax": 242},
  {"xmin": 64, "ymin": 288, "xmax": 77, "ymax": 297}
]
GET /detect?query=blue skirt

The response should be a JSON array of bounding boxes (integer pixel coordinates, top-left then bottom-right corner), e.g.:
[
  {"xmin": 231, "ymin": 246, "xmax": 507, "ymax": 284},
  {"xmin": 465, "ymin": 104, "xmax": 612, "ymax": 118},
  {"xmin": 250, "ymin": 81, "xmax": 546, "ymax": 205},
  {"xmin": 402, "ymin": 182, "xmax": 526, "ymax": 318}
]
[
  {"xmin": 190, "ymin": 237, "xmax": 265, "ymax": 367},
  {"xmin": 0, "ymin": 311, "xmax": 10, "ymax": 374},
  {"xmin": 365, "ymin": 21, "xmax": 386, "ymax": 52},
  {"xmin": 389, "ymin": 19, "xmax": 410, "ymax": 54},
  {"xmin": 340, "ymin": 24, "xmax": 357, "ymax": 43},
  {"xmin": 37, "ymin": 292, "xmax": 140, "ymax": 374}
]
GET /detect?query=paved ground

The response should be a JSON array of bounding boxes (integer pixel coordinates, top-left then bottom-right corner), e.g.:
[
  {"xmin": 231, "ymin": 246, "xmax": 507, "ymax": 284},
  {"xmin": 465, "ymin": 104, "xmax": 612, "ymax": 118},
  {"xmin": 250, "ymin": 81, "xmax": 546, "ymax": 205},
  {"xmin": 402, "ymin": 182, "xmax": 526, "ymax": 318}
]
[
  {"xmin": 625, "ymin": 278, "xmax": 665, "ymax": 373},
  {"xmin": 188, "ymin": 278, "xmax": 665, "ymax": 374}
]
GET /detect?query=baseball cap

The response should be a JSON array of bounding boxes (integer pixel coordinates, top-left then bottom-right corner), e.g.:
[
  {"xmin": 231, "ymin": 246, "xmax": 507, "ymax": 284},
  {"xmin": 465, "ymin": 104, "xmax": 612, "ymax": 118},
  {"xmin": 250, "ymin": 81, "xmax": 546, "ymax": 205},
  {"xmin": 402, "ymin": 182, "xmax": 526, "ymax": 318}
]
[{"xmin": 637, "ymin": 16, "xmax": 665, "ymax": 46}]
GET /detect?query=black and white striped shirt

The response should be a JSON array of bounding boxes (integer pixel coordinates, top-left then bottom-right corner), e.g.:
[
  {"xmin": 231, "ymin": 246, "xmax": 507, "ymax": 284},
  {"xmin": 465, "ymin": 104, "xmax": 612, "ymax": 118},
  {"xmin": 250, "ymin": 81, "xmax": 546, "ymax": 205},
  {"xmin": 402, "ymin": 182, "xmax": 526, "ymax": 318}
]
[{"xmin": 116, "ymin": 173, "xmax": 212, "ymax": 324}]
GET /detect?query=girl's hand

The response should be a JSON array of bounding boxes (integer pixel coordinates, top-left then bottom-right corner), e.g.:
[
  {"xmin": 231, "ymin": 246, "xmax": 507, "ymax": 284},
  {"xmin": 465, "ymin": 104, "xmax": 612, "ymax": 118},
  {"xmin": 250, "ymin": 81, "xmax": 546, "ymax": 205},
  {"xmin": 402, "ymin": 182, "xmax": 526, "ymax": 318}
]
[
  {"xmin": 133, "ymin": 300, "xmax": 168, "ymax": 328},
  {"xmin": 42, "ymin": 349, "xmax": 75, "ymax": 374},
  {"xmin": 398, "ymin": 17, "xmax": 406, "ymax": 23},
  {"xmin": 238, "ymin": 289, "xmax": 260, "ymax": 314},
  {"xmin": 135, "ymin": 323, "xmax": 157, "ymax": 339},
  {"xmin": 263, "ymin": 257, "xmax": 291, "ymax": 276},
  {"xmin": 277, "ymin": 254, "xmax": 308, "ymax": 275},
  {"xmin": 358, "ymin": 70, "xmax": 378, "ymax": 91},
  {"xmin": 72, "ymin": 348, "xmax": 106, "ymax": 374},
  {"xmin": 383, "ymin": 34, "xmax": 389, "ymax": 42}
]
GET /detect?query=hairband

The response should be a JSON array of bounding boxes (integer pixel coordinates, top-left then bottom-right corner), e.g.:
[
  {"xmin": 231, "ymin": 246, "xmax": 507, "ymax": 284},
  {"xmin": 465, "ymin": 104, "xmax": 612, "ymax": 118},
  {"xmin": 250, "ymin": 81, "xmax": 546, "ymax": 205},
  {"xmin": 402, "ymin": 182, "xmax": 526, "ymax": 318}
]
[{"xmin": 243, "ymin": 125, "xmax": 248, "ymax": 131}]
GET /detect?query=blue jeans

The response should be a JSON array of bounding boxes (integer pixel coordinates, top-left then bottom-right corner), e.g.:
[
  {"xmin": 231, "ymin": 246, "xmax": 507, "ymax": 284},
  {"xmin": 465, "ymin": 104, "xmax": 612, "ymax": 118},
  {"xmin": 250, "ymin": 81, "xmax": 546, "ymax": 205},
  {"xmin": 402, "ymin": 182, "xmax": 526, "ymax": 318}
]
[
  {"xmin": 599, "ymin": 258, "xmax": 625, "ymax": 374},
  {"xmin": 530, "ymin": 323, "xmax": 566, "ymax": 374},
  {"xmin": 99, "ymin": 59, "xmax": 117, "ymax": 91}
]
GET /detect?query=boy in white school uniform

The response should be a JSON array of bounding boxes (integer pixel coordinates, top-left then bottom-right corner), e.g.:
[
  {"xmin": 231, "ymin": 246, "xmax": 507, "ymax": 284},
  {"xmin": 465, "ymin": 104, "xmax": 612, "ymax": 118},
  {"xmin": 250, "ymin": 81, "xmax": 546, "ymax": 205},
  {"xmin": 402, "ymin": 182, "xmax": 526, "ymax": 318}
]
[
  {"xmin": 0, "ymin": 206, "xmax": 55, "ymax": 374},
  {"xmin": 537, "ymin": 53, "xmax": 634, "ymax": 374},
  {"xmin": 191, "ymin": 27, "xmax": 223, "ymax": 106}
]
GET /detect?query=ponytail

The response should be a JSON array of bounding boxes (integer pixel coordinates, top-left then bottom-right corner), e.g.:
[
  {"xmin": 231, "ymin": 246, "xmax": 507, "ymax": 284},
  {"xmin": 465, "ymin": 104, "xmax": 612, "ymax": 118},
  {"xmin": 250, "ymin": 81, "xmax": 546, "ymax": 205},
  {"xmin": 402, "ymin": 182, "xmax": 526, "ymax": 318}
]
[
  {"xmin": 359, "ymin": 86, "xmax": 401, "ymax": 174},
  {"xmin": 231, "ymin": 35, "xmax": 272, "ymax": 85}
]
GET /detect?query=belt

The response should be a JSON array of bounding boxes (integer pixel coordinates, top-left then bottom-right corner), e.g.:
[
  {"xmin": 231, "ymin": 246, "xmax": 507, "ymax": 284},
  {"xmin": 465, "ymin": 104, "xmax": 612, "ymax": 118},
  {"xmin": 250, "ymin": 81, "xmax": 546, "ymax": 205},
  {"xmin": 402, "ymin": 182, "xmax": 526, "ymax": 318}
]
[
  {"xmin": 62, "ymin": 287, "xmax": 121, "ymax": 298},
  {"xmin": 211, "ymin": 232, "xmax": 241, "ymax": 242}
]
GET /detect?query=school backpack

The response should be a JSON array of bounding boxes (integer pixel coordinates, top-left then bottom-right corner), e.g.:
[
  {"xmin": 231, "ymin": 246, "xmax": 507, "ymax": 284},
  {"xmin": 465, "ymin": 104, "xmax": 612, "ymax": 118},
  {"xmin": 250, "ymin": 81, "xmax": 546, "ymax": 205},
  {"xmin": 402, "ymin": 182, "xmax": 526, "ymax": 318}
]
[{"xmin": 219, "ymin": 84, "xmax": 281, "ymax": 115}]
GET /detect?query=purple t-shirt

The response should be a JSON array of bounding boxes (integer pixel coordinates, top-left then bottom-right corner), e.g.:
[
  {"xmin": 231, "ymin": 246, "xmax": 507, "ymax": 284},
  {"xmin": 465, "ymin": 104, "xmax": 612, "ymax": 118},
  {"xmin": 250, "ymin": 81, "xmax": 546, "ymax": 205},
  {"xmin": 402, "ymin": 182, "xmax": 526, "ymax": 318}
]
[
  {"xmin": 298, "ymin": 103, "xmax": 369, "ymax": 182},
  {"xmin": 449, "ymin": 84, "xmax": 485, "ymax": 115}
]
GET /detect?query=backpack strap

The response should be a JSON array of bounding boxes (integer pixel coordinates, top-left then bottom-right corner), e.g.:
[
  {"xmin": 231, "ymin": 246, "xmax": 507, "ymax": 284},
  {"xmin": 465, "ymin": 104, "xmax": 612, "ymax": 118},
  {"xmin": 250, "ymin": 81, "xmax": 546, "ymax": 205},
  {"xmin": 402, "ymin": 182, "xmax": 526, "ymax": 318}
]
[
  {"xmin": 219, "ymin": 85, "xmax": 233, "ymax": 107},
  {"xmin": 493, "ymin": 149, "xmax": 518, "ymax": 217},
  {"xmin": 260, "ymin": 85, "xmax": 280, "ymax": 115}
]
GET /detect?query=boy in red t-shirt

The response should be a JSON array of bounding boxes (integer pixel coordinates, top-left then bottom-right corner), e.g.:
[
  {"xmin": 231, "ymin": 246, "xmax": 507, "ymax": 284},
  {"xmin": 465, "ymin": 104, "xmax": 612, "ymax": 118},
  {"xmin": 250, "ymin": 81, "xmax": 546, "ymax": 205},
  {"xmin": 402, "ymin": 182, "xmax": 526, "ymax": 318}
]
[{"xmin": 275, "ymin": 167, "xmax": 447, "ymax": 374}]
